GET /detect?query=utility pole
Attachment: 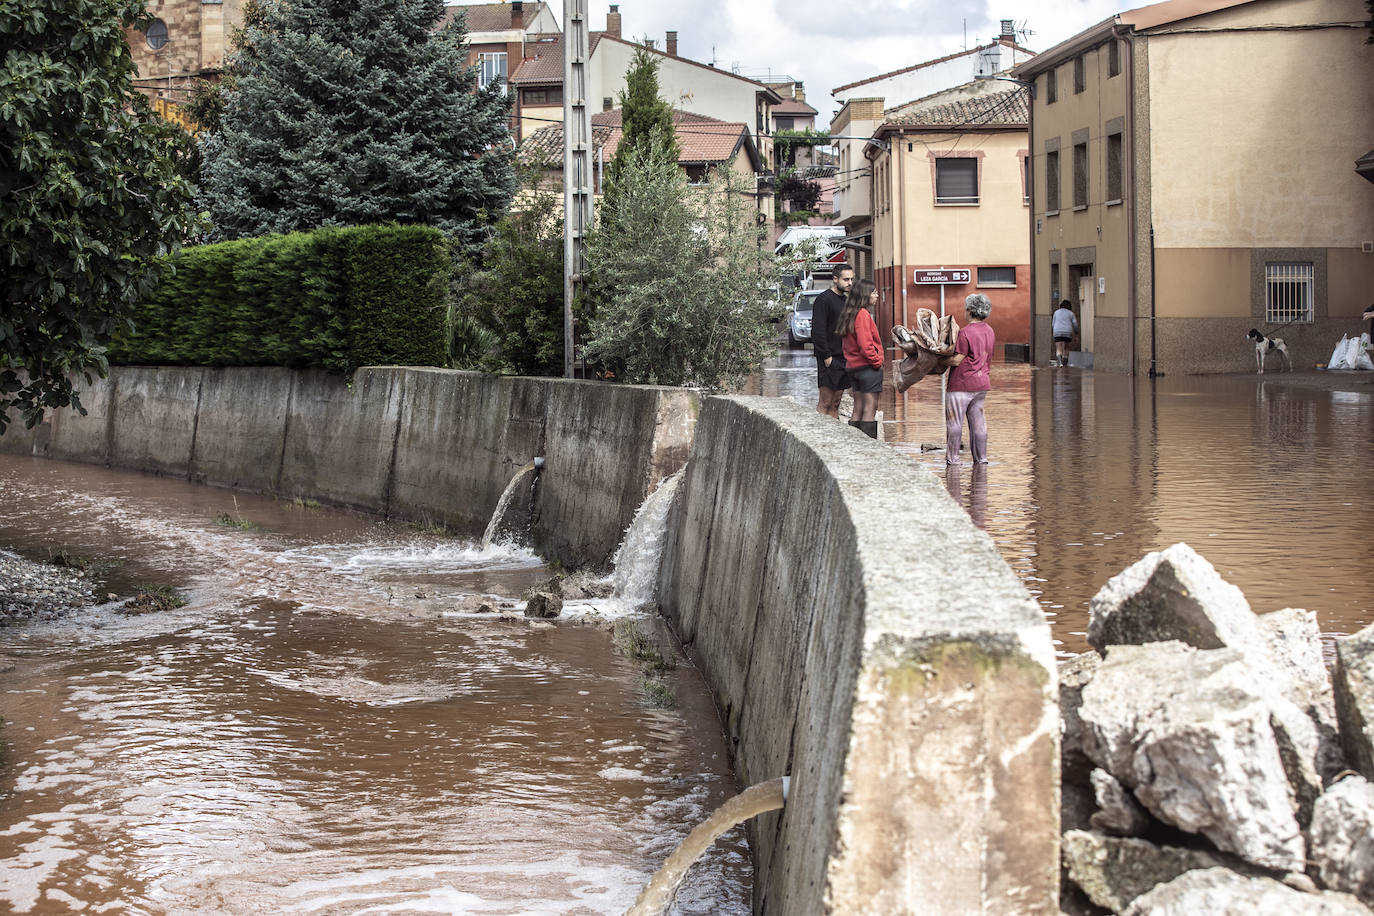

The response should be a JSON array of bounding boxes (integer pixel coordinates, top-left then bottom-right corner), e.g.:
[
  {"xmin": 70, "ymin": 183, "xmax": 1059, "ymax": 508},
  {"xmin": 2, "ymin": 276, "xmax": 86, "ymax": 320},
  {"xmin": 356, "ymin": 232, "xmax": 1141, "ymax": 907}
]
[{"xmin": 562, "ymin": 0, "xmax": 593, "ymax": 379}]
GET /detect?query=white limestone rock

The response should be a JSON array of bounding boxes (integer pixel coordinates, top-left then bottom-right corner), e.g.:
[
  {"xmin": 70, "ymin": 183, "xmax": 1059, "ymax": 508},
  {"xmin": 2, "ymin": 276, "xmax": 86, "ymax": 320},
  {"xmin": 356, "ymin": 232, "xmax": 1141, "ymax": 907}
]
[
  {"xmin": 1062, "ymin": 830, "xmax": 1230, "ymax": 913},
  {"xmin": 1335, "ymin": 624, "xmax": 1374, "ymax": 780},
  {"xmin": 1087, "ymin": 544, "xmax": 1260, "ymax": 654},
  {"xmin": 1089, "ymin": 547, "xmax": 1333, "ymax": 818},
  {"xmin": 1079, "ymin": 642, "xmax": 1306, "ymax": 872},
  {"xmin": 1123, "ymin": 867, "xmax": 1373, "ymax": 915},
  {"xmin": 1260, "ymin": 607, "xmax": 1345, "ymax": 782},
  {"xmin": 1060, "ymin": 652, "xmax": 1102, "ymax": 783},
  {"xmin": 1090, "ymin": 768, "xmax": 1151, "ymax": 836},
  {"xmin": 1309, "ymin": 775, "xmax": 1374, "ymax": 906}
]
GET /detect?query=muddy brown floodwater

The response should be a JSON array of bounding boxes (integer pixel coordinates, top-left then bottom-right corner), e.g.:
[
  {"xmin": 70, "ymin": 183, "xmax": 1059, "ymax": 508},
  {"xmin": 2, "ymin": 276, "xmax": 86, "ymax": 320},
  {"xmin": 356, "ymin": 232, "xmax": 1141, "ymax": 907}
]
[
  {"xmin": 0, "ymin": 456, "xmax": 749, "ymax": 914},
  {"xmin": 746, "ymin": 351, "xmax": 1374, "ymax": 657}
]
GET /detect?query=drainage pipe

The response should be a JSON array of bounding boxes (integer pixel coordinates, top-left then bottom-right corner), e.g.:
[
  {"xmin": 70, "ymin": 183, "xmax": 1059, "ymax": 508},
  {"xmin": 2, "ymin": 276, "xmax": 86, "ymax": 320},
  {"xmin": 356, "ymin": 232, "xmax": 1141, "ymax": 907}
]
[
  {"xmin": 623, "ymin": 776, "xmax": 788, "ymax": 916},
  {"xmin": 1149, "ymin": 223, "xmax": 1159, "ymax": 377}
]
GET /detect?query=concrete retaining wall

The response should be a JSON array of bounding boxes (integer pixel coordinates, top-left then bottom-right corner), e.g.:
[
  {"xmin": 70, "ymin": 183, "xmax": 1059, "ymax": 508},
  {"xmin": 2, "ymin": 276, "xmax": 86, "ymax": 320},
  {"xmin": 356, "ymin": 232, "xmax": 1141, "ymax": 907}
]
[
  {"xmin": 3, "ymin": 373, "xmax": 1061, "ymax": 911},
  {"xmin": 0, "ymin": 367, "xmax": 697, "ymax": 569},
  {"xmin": 659, "ymin": 396, "xmax": 1060, "ymax": 914}
]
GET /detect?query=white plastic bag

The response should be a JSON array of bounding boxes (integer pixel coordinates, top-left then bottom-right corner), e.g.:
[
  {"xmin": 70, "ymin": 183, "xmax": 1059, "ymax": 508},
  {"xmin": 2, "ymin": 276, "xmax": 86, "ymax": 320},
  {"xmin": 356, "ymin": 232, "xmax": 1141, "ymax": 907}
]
[
  {"xmin": 1357, "ymin": 334, "xmax": 1374, "ymax": 371},
  {"xmin": 1329, "ymin": 335, "xmax": 1352, "ymax": 370}
]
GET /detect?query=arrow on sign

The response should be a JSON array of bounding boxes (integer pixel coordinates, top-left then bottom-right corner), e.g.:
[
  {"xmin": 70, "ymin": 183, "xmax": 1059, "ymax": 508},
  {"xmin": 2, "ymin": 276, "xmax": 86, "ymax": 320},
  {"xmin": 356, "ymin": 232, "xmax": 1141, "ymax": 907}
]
[{"xmin": 912, "ymin": 269, "xmax": 971, "ymax": 284}]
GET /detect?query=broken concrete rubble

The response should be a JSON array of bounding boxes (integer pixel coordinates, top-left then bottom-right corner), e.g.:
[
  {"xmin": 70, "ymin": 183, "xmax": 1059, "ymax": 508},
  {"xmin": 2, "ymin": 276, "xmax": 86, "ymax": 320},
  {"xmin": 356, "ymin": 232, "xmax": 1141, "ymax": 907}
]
[
  {"xmin": 1089, "ymin": 768, "xmax": 1150, "ymax": 837},
  {"xmin": 1335, "ymin": 624, "xmax": 1374, "ymax": 780},
  {"xmin": 1078, "ymin": 641, "xmax": 1306, "ymax": 872},
  {"xmin": 1309, "ymin": 775, "xmax": 1374, "ymax": 906},
  {"xmin": 1062, "ymin": 830, "xmax": 1235, "ymax": 913},
  {"xmin": 1122, "ymin": 867, "xmax": 1372, "ymax": 915}
]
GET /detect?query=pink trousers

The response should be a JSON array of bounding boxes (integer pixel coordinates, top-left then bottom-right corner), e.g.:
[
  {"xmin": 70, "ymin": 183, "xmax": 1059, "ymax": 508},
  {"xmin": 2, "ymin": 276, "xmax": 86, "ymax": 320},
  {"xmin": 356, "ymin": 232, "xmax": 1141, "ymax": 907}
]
[{"xmin": 945, "ymin": 390, "xmax": 988, "ymax": 465}]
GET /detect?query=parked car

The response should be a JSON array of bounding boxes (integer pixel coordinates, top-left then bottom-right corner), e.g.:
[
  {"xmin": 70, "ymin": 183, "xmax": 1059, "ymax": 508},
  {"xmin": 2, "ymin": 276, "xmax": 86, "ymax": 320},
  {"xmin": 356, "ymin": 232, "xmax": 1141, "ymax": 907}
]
[{"xmin": 786, "ymin": 288, "xmax": 827, "ymax": 349}]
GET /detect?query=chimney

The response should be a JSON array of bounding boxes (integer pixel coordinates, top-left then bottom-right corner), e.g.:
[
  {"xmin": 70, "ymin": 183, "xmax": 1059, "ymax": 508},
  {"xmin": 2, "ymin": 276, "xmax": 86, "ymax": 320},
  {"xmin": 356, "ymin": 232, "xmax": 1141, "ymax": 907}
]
[
  {"xmin": 606, "ymin": 4, "xmax": 621, "ymax": 39},
  {"xmin": 511, "ymin": 1, "xmax": 524, "ymax": 29},
  {"xmin": 794, "ymin": 81, "xmax": 805, "ymax": 103},
  {"xmin": 666, "ymin": 30, "xmax": 678, "ymax": 56},
  {"xmin": 1000, "ymin": 18, "xmax": 1015, "ymax": 41}
]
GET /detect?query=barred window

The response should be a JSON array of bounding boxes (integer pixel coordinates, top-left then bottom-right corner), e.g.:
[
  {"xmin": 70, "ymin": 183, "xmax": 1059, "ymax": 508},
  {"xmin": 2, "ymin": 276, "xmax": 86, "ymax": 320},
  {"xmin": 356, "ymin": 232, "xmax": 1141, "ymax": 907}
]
[
  {"xmin": 1073, "ymin": 56, "xmax": 1085, "ymax": 93},
  {"xmin": 1265, "ymin": 263, "xmax": 1314, "ymax": 323},
  {"xmin": 1108, "ymin": 40, "xmax": 1121, "ymax": 77},
  {"xmin": 1046, "ymin": 68, "xmax": 1058, "ymax": 104}
]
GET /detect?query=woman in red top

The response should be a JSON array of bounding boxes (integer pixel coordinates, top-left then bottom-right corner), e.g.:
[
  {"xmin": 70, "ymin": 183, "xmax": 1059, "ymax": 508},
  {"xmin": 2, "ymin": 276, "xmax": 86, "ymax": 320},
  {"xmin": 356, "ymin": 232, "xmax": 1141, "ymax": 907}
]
[
  {"xmin": 942, "ymin": 293, "xmax": 995, "ymax": 465},
  {"xmin": 837, "ymin": 279, "xmax": 883, "ymax": 438}
]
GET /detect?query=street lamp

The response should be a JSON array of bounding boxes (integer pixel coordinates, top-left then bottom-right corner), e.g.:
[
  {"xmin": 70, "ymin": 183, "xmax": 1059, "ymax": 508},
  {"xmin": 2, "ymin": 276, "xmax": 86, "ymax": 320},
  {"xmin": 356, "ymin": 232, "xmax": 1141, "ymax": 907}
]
[{"xmin": 975, "ymin": 73, "xmax": 1036, "ymax": 99}]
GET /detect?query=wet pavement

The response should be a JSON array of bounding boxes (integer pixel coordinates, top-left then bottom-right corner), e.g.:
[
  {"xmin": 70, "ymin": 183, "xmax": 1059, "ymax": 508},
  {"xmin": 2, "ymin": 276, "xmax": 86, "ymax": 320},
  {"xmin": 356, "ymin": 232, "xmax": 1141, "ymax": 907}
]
[
  {"xmin": 744, "ymin": 349, "xmax": 1374, "ymax": 657},
  {"xmin": 0, "ymin": 458, "xmax": 748, "ymax": 914}
]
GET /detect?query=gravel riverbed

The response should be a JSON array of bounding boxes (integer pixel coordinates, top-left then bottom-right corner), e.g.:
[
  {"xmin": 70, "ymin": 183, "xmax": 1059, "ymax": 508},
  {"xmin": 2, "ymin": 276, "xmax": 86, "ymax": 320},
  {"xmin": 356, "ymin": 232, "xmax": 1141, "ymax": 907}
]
[{"xmin": 0, "ymin": 550, "xmax": 100, "ymax": 624}]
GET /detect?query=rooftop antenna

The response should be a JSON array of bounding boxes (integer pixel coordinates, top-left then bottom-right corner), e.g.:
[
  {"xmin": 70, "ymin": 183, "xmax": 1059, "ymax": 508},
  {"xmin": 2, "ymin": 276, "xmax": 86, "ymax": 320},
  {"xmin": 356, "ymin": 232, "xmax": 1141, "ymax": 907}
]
[{"xmin": 963, "ymin": 18, "xmax": 967, "ymax": 50}]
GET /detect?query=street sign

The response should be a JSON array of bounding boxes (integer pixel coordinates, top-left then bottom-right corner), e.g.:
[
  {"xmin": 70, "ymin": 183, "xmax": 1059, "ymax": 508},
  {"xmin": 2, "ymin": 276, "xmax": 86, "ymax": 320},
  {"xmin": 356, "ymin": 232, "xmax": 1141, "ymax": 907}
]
[{"xmin": 912, "ymin": 268, "xmax": 970, "ymax": 284}]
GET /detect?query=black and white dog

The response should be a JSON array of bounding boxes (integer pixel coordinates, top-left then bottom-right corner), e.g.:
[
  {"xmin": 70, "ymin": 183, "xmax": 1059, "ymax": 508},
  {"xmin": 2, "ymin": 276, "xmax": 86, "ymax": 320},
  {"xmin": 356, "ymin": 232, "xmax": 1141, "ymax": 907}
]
[{"xmin": 1247, "ymin": 328, "xmax": 1291, "ymax": 374}]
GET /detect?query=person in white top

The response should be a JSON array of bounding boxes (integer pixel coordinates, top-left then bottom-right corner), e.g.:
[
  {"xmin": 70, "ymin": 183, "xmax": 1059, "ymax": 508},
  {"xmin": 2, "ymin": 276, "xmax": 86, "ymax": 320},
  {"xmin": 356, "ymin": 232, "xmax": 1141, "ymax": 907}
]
[{"xmin": 1051, "ymin": 300, "xmax": 1079, "ymax": 367}]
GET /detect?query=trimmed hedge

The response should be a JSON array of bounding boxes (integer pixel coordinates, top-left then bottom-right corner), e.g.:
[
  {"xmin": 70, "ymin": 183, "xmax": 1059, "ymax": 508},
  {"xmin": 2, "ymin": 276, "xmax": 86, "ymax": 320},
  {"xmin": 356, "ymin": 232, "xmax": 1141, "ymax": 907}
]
[{"xmin": 109, "ymin": 224, "xmax": 450, "ymax": 372}]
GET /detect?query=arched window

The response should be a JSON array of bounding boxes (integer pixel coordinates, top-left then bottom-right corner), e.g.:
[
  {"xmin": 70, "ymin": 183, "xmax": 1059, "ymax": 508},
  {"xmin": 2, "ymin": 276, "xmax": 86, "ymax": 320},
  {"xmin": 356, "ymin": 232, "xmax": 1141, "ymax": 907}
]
[{"xmin": 145, "ymin": 19, "xmax": 168, "ymax": 50}]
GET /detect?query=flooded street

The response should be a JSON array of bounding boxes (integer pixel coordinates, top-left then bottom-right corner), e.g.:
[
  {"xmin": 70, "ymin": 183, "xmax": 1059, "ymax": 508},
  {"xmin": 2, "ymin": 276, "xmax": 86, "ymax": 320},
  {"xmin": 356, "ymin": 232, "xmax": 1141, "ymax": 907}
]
[
  {"xmin": 0, "ymin": 458, "xmax": 747, "ymax": 914},
  {"xmin": 746, "ymin": 350, "xmax": 1374, "ymax": 656}
]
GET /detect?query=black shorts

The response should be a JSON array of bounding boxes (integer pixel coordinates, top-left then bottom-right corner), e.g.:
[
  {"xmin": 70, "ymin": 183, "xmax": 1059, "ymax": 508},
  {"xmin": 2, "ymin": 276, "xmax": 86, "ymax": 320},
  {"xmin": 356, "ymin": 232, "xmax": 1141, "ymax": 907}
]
[
  {"xmin": 1054, "ymin": 336, "xmax": 1073, "ymax": 343},
  {"xmin": 817, "ymin": 358, "xmax": 850, "ymax": 390},
  {"xmin": 848, "ymin": 365, "xmax": 883, "ymax": 394}
]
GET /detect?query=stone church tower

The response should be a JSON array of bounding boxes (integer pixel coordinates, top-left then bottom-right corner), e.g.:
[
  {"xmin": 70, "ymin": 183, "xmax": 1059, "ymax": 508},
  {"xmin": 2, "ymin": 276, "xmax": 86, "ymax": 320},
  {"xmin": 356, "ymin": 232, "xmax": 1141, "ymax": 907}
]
[{"xmin": 124, "ymin": 0, "xmax": 245, "ymax": 107}]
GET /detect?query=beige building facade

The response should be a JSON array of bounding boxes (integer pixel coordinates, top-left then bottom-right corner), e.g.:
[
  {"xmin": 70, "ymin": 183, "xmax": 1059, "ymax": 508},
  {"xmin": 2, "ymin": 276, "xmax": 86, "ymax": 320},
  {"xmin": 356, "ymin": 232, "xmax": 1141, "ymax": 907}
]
[
  {"xmin": 866, "ymin": 82, "xmax": 1033, "ymax": 349},
  {"xmin": 830, "ymin": 97, "xmax": 884, "ymax": 279},
  {"xmin": 1015, "ymin": 0, "xmax": 1374, "ymax": 374}
]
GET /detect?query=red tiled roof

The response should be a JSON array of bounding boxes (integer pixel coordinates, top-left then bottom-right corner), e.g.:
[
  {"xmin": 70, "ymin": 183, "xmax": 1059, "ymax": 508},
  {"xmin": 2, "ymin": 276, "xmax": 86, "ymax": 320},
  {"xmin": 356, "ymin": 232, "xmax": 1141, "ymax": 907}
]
[
  {"xmin": 441, "ymin": 2, "xmax": 544, "ymax": 33},
  {"xmin": 880, "ymin": 82, "xmax": 1028, "ymax": 129},
  {"xmin": 511, "ymin": 33, "xmax": 601, "ymax": 84},
  {"xmin": 832, "ymin": 40, "xmax": 1037, "ymax": 94},
  {"xmin": 772, "ymin": 98, "xmax": 818, "ymax": 116}
]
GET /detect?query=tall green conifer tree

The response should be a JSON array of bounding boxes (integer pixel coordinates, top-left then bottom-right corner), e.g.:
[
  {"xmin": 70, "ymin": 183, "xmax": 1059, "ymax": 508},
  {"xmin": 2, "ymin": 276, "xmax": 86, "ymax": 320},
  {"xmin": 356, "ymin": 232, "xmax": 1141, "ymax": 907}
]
[
  {"xmin": 200, "ymin": 0, "xmax": 515, "ymax": 253},
  {"xmin": 605, "ymin": 45, "xmax": 679, "ymax": 189}
]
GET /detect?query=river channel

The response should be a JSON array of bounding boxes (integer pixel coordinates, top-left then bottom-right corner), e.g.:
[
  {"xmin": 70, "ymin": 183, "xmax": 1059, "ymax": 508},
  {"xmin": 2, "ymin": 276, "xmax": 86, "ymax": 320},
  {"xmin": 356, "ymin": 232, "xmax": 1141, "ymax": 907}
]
[
  {"xmin": 0, "ymin": 457, "xmax": 748, "ymax": 914},
  {"xmin": 747, "ymin": 353, "xmax": 1374, "ymax": 657}
]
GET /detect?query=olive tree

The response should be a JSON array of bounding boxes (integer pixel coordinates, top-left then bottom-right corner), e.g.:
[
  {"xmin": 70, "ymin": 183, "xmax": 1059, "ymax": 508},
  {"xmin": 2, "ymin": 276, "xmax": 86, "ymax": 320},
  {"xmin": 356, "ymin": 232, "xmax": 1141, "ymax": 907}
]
[{"xmin": 582, "ymin": 142, "xmax": 778, "ymax": 388}]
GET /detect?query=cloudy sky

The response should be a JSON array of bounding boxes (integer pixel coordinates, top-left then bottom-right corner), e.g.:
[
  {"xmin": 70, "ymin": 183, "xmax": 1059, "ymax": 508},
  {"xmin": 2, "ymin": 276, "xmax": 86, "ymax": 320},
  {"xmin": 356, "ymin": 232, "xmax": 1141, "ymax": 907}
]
[{"xmin": 551, "ymin": 0, "xmax": 1138, "ymax": 121}]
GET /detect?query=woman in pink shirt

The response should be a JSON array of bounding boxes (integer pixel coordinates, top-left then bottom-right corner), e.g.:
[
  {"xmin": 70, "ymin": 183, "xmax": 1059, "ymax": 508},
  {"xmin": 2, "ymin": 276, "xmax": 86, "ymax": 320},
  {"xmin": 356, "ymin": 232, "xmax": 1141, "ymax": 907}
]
[
  {"xmin": 942, "ymin": 293, "xmax": 995, "ymax": 465},
  {"xmin": 838, "ymin": 279, "xmax": 883, "ymax": 438}
]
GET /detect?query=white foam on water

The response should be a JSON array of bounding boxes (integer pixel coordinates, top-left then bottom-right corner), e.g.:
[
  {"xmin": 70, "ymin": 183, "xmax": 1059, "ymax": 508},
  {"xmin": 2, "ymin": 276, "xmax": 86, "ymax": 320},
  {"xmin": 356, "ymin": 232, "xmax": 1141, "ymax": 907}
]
[{"xmin": 276, "ymin": 540, "xmax": 540, "ymax": 575}]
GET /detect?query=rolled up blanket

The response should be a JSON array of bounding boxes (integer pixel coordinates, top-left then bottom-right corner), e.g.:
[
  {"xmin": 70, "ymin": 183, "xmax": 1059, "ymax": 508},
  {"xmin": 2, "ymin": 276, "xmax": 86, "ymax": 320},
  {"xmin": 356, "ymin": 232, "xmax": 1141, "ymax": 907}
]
[{"xmin": 893, "ymin": 308, "xmax": 958, "ymax": 392}]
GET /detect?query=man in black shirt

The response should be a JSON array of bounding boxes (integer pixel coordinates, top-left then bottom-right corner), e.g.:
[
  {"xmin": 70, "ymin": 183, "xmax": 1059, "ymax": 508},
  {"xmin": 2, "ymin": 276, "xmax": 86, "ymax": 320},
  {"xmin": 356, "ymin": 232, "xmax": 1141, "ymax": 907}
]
[{"xmin": 812, "ymin": 263, "xmax": 855, "ymax": 417}]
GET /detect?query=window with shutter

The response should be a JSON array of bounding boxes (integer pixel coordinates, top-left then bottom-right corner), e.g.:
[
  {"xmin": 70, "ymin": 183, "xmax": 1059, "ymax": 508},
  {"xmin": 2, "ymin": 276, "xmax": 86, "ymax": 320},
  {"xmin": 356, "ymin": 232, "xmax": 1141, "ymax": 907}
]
[{"xmin": 935, "ymin": 158, "xmax": 978, "ymax": 204}]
